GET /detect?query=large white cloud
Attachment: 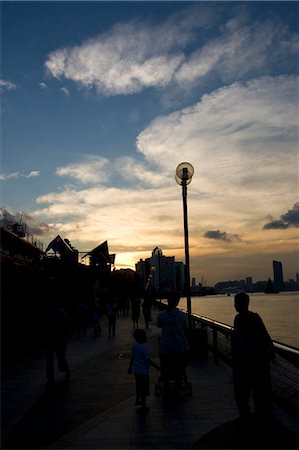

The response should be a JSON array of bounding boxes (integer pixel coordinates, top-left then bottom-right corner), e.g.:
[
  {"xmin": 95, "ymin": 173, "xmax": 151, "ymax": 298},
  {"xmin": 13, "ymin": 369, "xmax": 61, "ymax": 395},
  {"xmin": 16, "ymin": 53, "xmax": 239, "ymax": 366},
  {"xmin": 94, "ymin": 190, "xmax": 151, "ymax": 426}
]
[
  {"xmin": 176, "ymin": 18, "xmax": 299, "ymax": 84},
  {"xmin": 32, "ymin": 75, "xmax": 298, "ymax": 281},
  {"xmin": 56, "ymin": 156, "xmax": 109, "ymax": 184},
  {"xmin": 44, "ymin": 19, "xmax": 186, "ymax": 95},
  {"xmin": 137, "ymin": 75, "xmax": 298, "ymax": 196},
  {"xmin": 44, "ymin": 6, "xmax": 298, "ymax": 96}
]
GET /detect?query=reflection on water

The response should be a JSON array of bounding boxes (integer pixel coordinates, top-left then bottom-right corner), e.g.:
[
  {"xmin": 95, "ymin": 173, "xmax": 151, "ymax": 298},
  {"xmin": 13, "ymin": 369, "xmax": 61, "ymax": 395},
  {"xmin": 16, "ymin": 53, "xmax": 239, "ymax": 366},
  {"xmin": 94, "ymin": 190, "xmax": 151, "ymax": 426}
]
[{"xmin": 178, "ymin": 292, "xmax": 299, "ymax": 349}]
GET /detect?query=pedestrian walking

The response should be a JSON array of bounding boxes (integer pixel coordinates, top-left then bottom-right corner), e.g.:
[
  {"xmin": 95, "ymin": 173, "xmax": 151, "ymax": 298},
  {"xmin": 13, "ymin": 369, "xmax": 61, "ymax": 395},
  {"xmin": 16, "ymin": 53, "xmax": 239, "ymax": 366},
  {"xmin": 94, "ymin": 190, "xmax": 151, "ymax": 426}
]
[
  {"xmin": 106, "ymin": 297, "xmax": 117, "ymax": 336},
  {"xmin": 131, "ymin": 297, "xmax": 141, "ymax": 328},
  {"xmin": 92, "ymin": 307, "xmax": 101, "ymax": 337},
  {"xmin": 128, "ymin": 328, "xmax": 159, "ymax": 413},
  {"xmin": 142, "ymin": 297, "xmax": 152, "ymax": 329},
  {"xmin": 42, "ymin": 302, "xmax": 70, "ymax": 386}
]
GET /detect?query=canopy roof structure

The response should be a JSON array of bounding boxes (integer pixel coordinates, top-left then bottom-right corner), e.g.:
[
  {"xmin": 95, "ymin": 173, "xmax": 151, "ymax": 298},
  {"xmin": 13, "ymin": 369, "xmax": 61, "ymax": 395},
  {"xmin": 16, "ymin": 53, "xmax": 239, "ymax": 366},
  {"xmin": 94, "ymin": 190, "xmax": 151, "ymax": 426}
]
[
  {"xmin": 82, "ymin": 240, "xmax": 115, "ymax": 270},
  {"xmin": 46, "ymin": 235, "xmax": 78, "ymax": 262}
]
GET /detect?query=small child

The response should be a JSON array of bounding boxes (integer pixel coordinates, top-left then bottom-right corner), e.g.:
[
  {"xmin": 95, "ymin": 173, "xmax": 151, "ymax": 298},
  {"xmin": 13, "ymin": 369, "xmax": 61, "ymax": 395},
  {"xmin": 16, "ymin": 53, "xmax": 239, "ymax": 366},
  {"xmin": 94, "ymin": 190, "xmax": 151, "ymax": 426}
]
[{"xmin": 128, "ymin": 328, "xmax": 159, "ymax": 413}]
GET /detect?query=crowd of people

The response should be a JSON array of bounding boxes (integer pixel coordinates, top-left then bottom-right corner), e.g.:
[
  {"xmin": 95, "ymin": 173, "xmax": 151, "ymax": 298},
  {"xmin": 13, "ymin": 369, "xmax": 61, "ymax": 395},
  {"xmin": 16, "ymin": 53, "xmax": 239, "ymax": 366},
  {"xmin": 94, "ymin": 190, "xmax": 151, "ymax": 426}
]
[{"xmin": 41, "ymin": 290, "xmax": 275, "ymax": 426}]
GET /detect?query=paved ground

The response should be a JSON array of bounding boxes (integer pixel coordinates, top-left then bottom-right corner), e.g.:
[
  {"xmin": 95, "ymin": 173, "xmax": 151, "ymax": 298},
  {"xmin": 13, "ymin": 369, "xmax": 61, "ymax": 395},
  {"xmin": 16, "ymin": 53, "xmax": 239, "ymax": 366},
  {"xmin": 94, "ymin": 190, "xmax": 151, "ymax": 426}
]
[{"xmin": 2, "ymin": 309, "xmax": 298, "ymax": 449}]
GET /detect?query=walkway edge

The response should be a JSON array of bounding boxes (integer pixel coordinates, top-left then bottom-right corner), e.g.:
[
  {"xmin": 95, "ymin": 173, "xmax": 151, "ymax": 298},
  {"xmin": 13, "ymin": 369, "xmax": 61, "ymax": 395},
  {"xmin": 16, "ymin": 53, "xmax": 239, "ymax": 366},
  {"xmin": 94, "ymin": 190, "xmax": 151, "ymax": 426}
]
[{"xmin": 44, "ymin": 395, "xmax": 135, "ymax": 449}]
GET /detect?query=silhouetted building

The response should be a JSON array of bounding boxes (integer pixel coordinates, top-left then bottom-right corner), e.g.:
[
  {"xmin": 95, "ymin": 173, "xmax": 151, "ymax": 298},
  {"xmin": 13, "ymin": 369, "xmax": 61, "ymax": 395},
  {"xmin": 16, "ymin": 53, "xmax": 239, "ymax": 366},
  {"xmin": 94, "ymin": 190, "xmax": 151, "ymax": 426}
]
[
  {"xmin": 245, "ymin": 277, "xmax": 253, "ymax": 292},
  {"xmin": 273, "ymin": 260, "xmax": 284, "ymax": 291},
  {"xmin": 175, "ymin": 262, "xmax": 185, "ymax": 294},
  {"xmin": 82, "ymin": 240, "xmax": 114, "ymax": 272},
  {"xmin": 46, "ymin": 235, "xmax": 78, "ymax": 264},
  {"xmin": 0, "ymin": 209, "xmax": 45, "ymax": 367},
  {"xmin": 135, "ymin": 247, "xmax": 179, "ymax": 295}
]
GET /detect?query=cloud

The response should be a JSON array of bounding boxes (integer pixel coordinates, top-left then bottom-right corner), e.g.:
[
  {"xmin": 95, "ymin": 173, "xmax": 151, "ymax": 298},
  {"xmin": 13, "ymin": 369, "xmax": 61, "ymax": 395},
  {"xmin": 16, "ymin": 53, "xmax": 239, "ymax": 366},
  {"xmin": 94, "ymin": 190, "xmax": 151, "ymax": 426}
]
[
  {"xmin": 176, "ymin": 16, "xmax": 299, "ymax": 86},
  {"xmin": 56, "ymin": 156, "xmax": 109, "ymax": 184},
  {"xmin": 44, "ymin": 5, "xmax": 298, "ymax": 96},
  {"xmin": 30, "ymin": 75, "xmax": 298, "ymax": 282},
  {"xmin": 263, "ymin": 202, "xmax": 299, "ymax": 229},
  {"xmin": 39, "ymin": 82, "xmax": 48, "ymax": 89},
  {"xmin": 25, "ymin": 171, "xmax": 40, "ymax": 178},
  {"xmin": 61, "ymin": 86, "xmax": 70, "ymax": 96},
  {"xmin": 55, "ymin": 154, "xmax": 166, "ymax": 188},
  {"xmin": 0, "ymin": 208, "xmax": 55, "ymax": 238},
  {"xmin": 33, "ymin": 184, "xmax": 181, "ymax": 250},
  {"xmin": 44, "ymin": 18, "xmax": 186, "ymax": 95},
  {"xmin": 1, "ymin": 170, "xmax": 41, "ymax": 181},
  {"xmin": 203, "ymin": 230, "xmax": 241, "ymax": 243},
  {"xmin": 0, "ymin": 79, "xmax": 17, "ymax": 90},
  {"xmin": 137, "ymin": 76, "xmax": 298, "ymax": 191},
  {"xmin": 0, "ymin": 172, "xmax": 20, "ymax": 181},
  {"xmin": 114, "ymin": 157, "xmax": 166, "ymax": 187},
  {"xmin": 19, "ymin": 212, "xmax": 56, "ymax": 237}
]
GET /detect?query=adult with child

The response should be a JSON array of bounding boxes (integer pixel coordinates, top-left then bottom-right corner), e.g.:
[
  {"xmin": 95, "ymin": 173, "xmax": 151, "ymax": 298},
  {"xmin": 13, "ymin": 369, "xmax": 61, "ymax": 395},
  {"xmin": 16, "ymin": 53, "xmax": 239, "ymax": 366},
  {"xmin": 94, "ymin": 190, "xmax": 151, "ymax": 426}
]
[
  {"xmin": 157, "ymin": 291, "xmax": 189, "ymax": 391},
  {"xmin": 232, "ymin": 292, "xmax": 275, "ymax": 426},
  {"xmin": 128, "ymin": 328, "xmax": 159, "ymax": 413}
]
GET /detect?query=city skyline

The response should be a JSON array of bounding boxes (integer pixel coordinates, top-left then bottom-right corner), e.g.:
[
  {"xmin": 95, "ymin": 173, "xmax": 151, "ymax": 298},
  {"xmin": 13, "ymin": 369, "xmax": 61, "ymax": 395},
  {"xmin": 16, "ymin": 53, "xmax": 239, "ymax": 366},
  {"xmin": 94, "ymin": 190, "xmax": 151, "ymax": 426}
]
[
  {"xmin": 1, "ymin": 2, "xmax": 298, "ymax": 285},
  {"xmin": 136, "ymin": 246, "xmax": 298, "ymax": 289}
]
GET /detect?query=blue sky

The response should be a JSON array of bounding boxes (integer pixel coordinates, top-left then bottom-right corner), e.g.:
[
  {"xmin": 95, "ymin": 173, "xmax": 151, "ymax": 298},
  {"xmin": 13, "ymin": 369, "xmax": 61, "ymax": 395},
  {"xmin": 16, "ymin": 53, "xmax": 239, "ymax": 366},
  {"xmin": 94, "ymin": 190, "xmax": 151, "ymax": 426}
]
[{"xmin": 1, "ymin": 1, "xmax": 298, "ymax": 284}]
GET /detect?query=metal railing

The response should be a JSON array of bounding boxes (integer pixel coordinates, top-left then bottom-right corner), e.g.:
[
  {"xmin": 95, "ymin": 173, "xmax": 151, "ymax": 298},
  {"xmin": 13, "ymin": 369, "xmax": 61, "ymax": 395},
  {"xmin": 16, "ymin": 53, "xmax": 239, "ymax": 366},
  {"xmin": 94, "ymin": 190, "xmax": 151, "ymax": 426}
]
[
  {"xmin": 155, "ymin": 301, "xmax": 299, "ymax": 418},
  {"xmin": 0, "ymin": 210, "xmax": 44, "ymax": 251},
  {"xmin": 190, "ymin": 311, "xmax": 299, "ymax": 417}
]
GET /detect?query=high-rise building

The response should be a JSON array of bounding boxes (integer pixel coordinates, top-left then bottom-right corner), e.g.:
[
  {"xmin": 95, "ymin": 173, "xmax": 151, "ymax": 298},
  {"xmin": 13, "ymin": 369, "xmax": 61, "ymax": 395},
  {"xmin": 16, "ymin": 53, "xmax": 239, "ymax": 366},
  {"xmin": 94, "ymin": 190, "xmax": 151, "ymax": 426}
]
[
  {"xmin": 192, "ymin": 277, "xmax": 196, "ymax": 287},
  {"xmin": 273, "ymin": 260, "xmax": 284, "ymax": 291},
  {"xmin": 175, "ymin": 262, "xmax": 185, "ymax": 294},
  {"xmin": 246, "ymin": 277, "xmax": 253, "ymax": 292},
  {"xmin": 135, "ymin": 247, "xmax": 178, "ymax": 294}
]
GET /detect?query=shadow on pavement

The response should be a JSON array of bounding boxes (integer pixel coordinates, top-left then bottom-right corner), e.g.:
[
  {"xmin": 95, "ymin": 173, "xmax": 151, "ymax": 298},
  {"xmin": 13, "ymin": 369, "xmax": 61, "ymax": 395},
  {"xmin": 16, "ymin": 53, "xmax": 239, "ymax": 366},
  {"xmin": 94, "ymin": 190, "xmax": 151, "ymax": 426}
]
[
  {"xmin": 191, "ymin": 417, "xmax": 298, "ymax": 449},
  {"xmin": 2, "ymin": 348, "xmax": 133, "ymax": 450},
  {"xmin": 3, "ymin": 379, "xmax": 72, "ymax": 449}
]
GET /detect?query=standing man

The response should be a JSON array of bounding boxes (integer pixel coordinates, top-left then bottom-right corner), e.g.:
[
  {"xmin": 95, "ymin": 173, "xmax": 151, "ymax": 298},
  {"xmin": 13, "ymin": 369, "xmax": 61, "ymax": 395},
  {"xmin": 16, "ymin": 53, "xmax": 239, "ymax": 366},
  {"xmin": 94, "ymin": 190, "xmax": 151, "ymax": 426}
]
[
  {"xmin": 232, "ymin": 292, "xmax": 275, "ymax": 425},
  {"xmin": 43, "ymin": 301, "xmax": 70, "ymax": 386}
]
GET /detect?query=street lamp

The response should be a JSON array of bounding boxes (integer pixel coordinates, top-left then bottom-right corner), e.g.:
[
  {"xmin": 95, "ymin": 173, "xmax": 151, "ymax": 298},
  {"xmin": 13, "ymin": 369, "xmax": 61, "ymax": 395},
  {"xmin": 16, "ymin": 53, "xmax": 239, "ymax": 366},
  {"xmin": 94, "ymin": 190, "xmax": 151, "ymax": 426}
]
[{"xmin": 175, "ymin": 162, "xmax": 194, "ymax": 328}]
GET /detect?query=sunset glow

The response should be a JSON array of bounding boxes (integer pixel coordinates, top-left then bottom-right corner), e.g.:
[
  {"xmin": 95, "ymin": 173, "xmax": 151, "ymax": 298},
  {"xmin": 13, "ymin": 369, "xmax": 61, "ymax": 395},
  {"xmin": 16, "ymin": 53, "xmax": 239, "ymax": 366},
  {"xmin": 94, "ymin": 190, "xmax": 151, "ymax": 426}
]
[{"xmin": 1, "ymin": 2, "xmax": 298, "ymax": 284}]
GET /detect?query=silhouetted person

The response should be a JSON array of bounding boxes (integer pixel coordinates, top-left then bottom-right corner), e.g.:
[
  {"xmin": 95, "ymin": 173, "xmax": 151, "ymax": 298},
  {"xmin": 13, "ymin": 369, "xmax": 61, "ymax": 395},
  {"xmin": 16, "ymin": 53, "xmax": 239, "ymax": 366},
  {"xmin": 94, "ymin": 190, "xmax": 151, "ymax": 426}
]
[
  {"xmin": 124, "ymin": 296, "xmax": 130, "ymax": 315},
  {"xmin": 76, "ymin": 301, "xmax": 89, "ymax": 337},
  {"xmin": 157, "ymin": 292, "xmax": 189, "ymax": 390},
  {"xmin": 92, "ymin": 307, "xmax": 101, "ymax": 338},
  {"xmin": 42, "ymin": 302, "xmax": 70, "ymax": 386},
  {"xmin": 106, "ymin": 297, "xmax": 117, "ymax": 336},
  {"xmin": 142, "ymin": 297, "xmax": 152, "ymax": 329},
  {"xmin": 232, "ymin": 292, "xmax": 275, "ymax": 425},
  {"xmin": 131, "ymin": 298, "xmax": 141, "ymax": 328},
  {"xmin": 128, "ymin": 328, "xmax": 159, "ymax": 413}
]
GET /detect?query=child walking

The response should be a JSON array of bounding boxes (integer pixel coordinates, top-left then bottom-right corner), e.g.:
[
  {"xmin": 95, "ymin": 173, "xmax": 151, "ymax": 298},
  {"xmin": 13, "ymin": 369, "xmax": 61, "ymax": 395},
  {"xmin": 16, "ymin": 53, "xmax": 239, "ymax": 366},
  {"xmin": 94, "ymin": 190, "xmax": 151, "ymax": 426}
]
[{"xmin": 128, "ymin": 328, "xmax": 159, "ymax": 413}]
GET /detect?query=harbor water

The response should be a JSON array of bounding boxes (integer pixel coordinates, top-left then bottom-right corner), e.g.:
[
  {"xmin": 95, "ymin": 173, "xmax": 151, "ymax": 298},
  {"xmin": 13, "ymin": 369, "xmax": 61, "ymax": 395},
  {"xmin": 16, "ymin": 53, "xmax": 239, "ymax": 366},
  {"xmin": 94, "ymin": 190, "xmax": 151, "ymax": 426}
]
[{"xmin": 178, "ymin": 291, "xmax": 299, "ymax": 349}]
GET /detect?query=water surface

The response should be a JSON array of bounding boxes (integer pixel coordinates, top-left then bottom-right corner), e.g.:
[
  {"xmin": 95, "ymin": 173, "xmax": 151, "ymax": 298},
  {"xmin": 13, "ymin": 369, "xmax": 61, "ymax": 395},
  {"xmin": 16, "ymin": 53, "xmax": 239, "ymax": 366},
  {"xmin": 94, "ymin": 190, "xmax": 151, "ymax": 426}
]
[{"xmin": 178, "ymin": 292, "xmax": 299, "ymax": 348}]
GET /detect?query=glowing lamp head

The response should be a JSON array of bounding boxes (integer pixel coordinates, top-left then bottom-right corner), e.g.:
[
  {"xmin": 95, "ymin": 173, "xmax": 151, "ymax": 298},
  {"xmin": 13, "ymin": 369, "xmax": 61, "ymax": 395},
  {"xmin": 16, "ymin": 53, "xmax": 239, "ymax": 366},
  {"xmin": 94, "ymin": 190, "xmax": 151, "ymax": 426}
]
[{"xmin": 175, "ymin": 162, "xmax": 194, "ymax": 185}]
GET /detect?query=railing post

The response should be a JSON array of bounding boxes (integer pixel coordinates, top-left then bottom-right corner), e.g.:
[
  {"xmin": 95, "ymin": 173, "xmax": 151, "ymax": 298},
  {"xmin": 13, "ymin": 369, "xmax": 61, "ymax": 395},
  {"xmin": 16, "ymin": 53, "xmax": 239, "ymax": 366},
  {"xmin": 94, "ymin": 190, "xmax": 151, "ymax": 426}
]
[{"xmin": 213, "ymin": 328, "xmax": 218, "ymax": 363}]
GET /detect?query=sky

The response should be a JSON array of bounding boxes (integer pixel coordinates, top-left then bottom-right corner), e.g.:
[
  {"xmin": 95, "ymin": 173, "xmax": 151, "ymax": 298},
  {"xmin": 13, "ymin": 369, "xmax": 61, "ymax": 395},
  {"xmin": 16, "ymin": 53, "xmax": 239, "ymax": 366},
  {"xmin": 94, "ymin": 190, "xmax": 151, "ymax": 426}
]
[{"xmin": 1, "ymin": 1, "xmax": 298, "ymax": 285}]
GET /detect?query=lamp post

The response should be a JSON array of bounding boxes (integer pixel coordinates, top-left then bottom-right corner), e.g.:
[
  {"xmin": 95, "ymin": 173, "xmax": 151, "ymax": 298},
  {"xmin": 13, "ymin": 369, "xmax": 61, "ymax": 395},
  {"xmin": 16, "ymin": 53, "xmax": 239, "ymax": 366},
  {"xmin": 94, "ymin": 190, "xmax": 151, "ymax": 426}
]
[{"xmin": 175, "ymin": 162, "xmax": 194, "ymax": 328}]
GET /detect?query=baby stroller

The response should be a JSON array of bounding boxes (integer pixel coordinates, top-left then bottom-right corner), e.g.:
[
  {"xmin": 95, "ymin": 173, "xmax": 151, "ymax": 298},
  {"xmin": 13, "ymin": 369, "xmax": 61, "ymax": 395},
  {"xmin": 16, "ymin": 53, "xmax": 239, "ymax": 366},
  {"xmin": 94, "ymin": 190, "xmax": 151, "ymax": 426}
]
[{"xmin": 155, "ymin": 351, "xmax": 192, "ymax": 397}]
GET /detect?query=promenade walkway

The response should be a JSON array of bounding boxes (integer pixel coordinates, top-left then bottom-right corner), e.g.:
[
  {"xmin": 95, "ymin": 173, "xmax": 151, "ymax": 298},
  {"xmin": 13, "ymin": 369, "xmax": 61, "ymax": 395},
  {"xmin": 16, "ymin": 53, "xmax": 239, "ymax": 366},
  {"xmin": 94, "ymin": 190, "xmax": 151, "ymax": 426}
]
[{"xmin": 2, "ymin": 308, "xmax": 298, "ymax": 449}]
